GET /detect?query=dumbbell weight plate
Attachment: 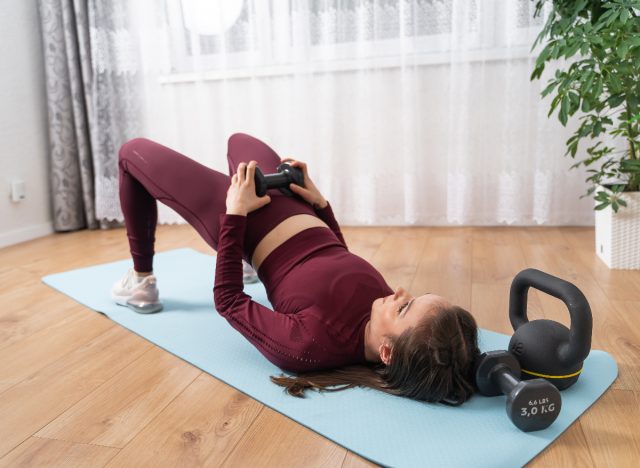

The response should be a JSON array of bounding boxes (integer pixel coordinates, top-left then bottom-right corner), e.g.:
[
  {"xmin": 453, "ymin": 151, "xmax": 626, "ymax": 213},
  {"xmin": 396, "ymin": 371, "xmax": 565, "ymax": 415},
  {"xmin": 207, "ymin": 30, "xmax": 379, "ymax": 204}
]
[
  {"xmin": 506, "ymin": 379, "xmax": 562, "ymax": 432},
  {"xmin": 475, "ymin": 351, "xmax": 521, "ymax": 397},
  {"xmin": 275, "ymin": 163, "xmax": 304, "ymax": 197}
]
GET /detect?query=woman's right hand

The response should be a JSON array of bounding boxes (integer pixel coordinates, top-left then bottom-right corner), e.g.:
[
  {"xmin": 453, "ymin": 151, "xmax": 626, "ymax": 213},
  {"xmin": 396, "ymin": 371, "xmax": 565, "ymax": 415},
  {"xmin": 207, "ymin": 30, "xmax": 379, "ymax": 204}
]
[
  {"xmin": 281, "ymin": 157, "xmax": 328, "ymax": 209},
  {"xmin": 226, "ymin": 161, "xmax": 272, "ymax": 216}
]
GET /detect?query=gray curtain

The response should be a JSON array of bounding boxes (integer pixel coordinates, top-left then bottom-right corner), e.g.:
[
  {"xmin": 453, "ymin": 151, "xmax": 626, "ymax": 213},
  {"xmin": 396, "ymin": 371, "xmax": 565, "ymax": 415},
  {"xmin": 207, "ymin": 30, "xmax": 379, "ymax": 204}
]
[{"xmin": 37, "ymin": 0, "xmax": 143, "ymax": 231}]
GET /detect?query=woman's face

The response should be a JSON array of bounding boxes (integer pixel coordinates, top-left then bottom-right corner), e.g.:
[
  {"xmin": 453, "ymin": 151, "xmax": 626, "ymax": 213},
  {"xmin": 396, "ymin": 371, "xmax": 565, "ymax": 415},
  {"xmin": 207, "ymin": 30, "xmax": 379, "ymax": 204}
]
[{"xmin": 370, "ymin": 287, "xmax": 451, "ymax": 363}]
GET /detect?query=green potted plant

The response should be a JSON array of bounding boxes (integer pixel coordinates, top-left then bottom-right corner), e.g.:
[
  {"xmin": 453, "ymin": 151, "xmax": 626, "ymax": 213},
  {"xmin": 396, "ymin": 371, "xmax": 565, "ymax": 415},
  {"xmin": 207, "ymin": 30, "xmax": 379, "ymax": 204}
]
[{"xmin": 530, "ymin": 0, "xmax": 640, "ymax": 269}]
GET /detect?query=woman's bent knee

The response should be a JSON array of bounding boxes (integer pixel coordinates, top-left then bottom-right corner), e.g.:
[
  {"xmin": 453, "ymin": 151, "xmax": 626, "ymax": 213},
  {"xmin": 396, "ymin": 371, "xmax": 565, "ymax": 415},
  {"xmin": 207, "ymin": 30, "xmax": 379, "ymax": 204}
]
[
  {"xmin": 227, "ymin": 132, "xmax": 250, "ymax": 149},
  {"xmin": 119, "ymin": 137, "xmax": 152, "ymax": 162}
]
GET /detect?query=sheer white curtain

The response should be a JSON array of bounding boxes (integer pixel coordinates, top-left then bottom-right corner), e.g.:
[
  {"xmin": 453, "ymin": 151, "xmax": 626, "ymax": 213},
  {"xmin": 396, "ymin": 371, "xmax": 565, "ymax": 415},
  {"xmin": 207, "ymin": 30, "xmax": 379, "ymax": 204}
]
[{"xmin": 109, "ymin": 0, "xmax": 595, "ymax": 226}]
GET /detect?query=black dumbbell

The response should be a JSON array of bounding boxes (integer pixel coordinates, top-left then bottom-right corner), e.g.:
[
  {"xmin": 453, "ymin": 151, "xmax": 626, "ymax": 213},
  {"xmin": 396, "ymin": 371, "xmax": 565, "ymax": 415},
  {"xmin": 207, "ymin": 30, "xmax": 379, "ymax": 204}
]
[
  {"xmin": 254, "ymin": 163, "xmax": 305, "ymax": 197},
  {"xmin": 475, "ymin": 350, "xmax": 562, "ymax": 432}
]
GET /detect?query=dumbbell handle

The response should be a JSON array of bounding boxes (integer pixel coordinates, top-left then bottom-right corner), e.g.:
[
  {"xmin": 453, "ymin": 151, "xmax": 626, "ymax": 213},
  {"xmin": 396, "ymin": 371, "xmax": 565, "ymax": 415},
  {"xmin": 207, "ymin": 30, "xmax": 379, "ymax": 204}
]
[
  {"xmin": 493, "ymin": 364, "xmax": 520, "ymax": 394},
  {"xmin": 254, "ymin": 164, "xmax": 304, "ymax": 197},
  {"xmin": 263, "ymin": 172, "xmax": 291, "ymax": 188}
]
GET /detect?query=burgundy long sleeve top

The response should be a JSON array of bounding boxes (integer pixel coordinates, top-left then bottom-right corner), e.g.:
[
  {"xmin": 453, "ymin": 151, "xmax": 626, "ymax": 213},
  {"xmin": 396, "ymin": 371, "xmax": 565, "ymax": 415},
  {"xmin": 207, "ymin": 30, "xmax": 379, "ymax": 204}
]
[{"xmin": 213, "ymin": 202, "xmax": 394, "ymax": 373}]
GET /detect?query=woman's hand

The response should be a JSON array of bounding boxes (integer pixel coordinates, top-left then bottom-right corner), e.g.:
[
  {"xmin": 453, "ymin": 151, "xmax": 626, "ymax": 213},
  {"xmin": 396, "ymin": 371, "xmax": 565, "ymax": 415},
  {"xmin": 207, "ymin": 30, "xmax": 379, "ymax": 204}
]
[
  {"xmin": 281, "ymin": 157, "xmax": 328, "ymax": 209},
  {"xmin": 226, "ymin": 161, "xmax": 271, "ymax": 216}
]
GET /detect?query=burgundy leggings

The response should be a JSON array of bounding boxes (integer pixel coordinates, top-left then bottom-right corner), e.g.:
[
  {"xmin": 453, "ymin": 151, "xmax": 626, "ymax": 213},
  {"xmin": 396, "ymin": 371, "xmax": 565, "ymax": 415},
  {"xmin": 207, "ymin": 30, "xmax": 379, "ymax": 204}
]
[{"xmin": 118, "ymin": 133, "xmax": 317, "ymax": 272}]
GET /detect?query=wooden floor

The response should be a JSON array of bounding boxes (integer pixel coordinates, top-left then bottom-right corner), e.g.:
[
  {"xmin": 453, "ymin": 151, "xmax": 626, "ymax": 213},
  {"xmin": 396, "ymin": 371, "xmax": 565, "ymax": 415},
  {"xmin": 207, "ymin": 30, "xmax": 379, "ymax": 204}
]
[{"xmin": 0, "ymin": 224, "xmax": 638, "ymax": 467}]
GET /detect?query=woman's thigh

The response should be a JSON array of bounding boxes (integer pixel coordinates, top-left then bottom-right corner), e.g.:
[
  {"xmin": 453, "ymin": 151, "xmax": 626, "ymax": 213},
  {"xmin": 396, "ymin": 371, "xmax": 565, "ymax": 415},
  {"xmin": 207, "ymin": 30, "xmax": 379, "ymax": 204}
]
[
  {"xmin": 226, "ymin": 133, "xmax": 317, "ymax": 261},
  {"xmin": 119, "ymin": 137, "xmax": 229, "ymax": 250},
  {"xmin": 226, "ymin": 132, "xmax": 283, "ymax": 176}
]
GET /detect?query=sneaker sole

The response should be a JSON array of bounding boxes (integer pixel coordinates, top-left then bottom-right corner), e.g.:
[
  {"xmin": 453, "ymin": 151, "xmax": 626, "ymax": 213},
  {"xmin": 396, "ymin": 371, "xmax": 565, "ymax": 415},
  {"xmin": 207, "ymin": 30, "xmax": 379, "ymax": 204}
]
[{"xmin": 112, "ymin": 294, "xmax": 163, "ymax": 314}]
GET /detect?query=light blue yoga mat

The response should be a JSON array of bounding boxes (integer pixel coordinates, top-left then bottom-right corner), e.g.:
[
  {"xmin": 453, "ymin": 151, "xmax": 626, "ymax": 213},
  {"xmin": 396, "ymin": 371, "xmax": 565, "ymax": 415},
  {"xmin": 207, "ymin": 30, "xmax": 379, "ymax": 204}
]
[{"xmin": 43, "ymin": 247, "xmax": 618, "ymax": 468}]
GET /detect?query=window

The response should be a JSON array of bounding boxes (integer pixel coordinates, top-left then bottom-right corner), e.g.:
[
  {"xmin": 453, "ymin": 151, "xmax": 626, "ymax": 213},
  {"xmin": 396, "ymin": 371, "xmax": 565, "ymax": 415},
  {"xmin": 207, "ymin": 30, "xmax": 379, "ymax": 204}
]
[{"xmin": 161, "ymin": 0, "xmax": 544, "ymax": 83}]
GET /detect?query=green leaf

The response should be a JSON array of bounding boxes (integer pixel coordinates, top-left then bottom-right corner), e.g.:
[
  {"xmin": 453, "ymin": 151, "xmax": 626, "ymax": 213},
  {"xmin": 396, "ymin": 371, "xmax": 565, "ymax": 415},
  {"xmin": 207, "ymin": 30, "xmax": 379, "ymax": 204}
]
[
  {"xmin": 595, "ymin": 9, "xmax": 614, "ymax": 27},
  {"xmin": 605, "ymin": 9, "xmax": 620, "ymax": 26},
  {"xmin": 595, "ymin": 190, "xmax": 608, "ymax": 201},
  {"xmin": 594, "ymin": 78, "xmax": 604, "ymax": 98},
  {"xmin": 620, "ymin": 160, "xmax": 640, "ymax": 172},
  {"xmin": 541, "ymin": 80, "xmax": 559, "ymax": 98},
  {"xmin": 594, "ymin": 120, "xmax": 603, "ymax": 136},
  {"xmin": 608, "ymin": 94, "xmax": 626, "ymax": 108},
  {"xmin": 568, "ymin": 92, "xmax": 581, "ymax": 114},
  {"xmin": 535, "ymin": 43, "xmax": 553, "ymax": 68},
  {"xmin": 595, "ymin": 201, "xmax": 610, "ymax": 210},
  {"xmin": 582, "ymin": 70, "xmax": 595, "ymax": 90},
  {"xmin": 620, "ymin": 8, "xmax": 630, "ymax": 24},
  {"xmin": 617, "ymin": 43, "xmax": 630, "ymax": 59},
  {"xmin": 559, "ymin": 109, "xmax": 568, "ymax": 126},
  {"xmin": 560, "ymin": 95, "xmax": 569, "ymax": 125},
  {"xmin": 565, "ymin": 41, "xmax": 582, "ymax": 58},
  {"xmin": 531, "ymin": 65, "xmax": 545, "ymax": 81},
  {"xmin": 580, "ymin": 42, "xmax": 590, "ymax": 55},
  {"xmin": 549, "ymin": 94, "xmax": 561, "ymax": 117}
]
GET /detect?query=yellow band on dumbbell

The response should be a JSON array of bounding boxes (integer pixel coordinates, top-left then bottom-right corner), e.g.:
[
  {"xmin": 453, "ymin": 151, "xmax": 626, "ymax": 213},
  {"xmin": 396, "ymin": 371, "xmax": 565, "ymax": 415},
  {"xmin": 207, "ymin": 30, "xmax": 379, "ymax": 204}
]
[{"xmin": 521, "ymin": 368, "xmax": 583, "ymax": 379}]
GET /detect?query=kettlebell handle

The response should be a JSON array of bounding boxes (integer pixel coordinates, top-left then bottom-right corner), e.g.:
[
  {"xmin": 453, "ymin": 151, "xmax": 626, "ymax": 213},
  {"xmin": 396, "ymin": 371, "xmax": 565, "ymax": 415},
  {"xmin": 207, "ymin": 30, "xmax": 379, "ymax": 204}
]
[{"xmin": 509, "ymin": 268, "xmax": 592, "ymax": 367}]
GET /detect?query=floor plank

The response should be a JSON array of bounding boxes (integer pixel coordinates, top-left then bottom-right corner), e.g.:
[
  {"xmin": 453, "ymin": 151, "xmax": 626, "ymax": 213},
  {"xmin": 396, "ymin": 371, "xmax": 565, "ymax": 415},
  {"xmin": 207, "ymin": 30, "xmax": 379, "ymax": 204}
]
[
  {"xmin": 369, "ymin": 226, "xmax": 430, "ymax": 293},
  {"xmin": 342, "ymin": 451, "xmax": 379, "ymax": 468},
  {"xmin": 104, "ymin": 374, "xmax": 263, "ymax": 467},
  {"xmin": 0, "ymin": 310, "xmax": 113, "ymax": 394},
  {"xmin": 220, "ymin": 405, "xmax": 347, "ymax": 468},
  {"xmin": 578, "ymin": 389, "xmax": 640, "ymax": 467},
  {"xmin": 0, "ymin": 326, "xmax": 151, "ymax": 458},
  {"xmin": 0, "ymin": 286, "xmax": 84, "ymax": 353},
  {"xmin": 472, "ymin": 227, "xmax": 530, "ymax": 284},
  {"xmin": 0, "ymin": 436, "xmax": 118, "ymax": 468},
  {"xmin": 35, "ymin": 346, "xmax": 201, "ymax": 448},
  {"xmin": 341, "ymin": 227, "xmax": 390, "ymax": 263},
  {"xmin": 527, "ymin": 423, "xmax": 595, "ymax": 468},
  {"xmin": 411, "ymin": 227, "xmax": 473, "ymax": 310}
]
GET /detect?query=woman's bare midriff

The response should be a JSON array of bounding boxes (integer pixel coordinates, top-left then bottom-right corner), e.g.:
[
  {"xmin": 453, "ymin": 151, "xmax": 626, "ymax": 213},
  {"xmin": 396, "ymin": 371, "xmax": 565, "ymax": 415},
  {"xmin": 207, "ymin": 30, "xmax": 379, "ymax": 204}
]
[{"xmin": 251, "ymin": 214, "xmax": 331, "ymax": 272}]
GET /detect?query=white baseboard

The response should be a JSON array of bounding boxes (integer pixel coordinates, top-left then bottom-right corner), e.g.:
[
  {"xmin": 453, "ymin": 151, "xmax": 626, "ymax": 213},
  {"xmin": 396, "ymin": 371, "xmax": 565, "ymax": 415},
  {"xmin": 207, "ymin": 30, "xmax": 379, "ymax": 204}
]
[{"xmin": 0, "ymin": 222, "xmax": 54, "ymax": 250}]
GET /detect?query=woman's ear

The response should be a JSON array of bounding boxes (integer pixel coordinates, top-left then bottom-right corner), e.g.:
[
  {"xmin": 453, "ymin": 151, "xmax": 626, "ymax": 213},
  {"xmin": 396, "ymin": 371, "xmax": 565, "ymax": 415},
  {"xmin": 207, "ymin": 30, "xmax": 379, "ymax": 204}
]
[{"xmin": 379, "ymin": 342, "xmax": 392, "ymax": 365}]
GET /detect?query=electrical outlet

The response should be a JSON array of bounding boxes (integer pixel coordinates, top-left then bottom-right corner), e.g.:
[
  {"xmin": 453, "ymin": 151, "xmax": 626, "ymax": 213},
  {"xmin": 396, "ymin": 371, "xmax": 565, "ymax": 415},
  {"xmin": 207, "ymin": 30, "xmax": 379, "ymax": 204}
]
[{"xmin": 10, "ymin": 178, "xmax": 26, "ymax": 202}]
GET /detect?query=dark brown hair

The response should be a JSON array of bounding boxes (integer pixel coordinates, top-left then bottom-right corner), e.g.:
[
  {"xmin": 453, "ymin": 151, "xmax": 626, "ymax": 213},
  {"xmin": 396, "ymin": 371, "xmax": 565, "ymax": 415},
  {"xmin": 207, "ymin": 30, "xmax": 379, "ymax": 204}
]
[{"xmin": 270, "ymin": 304, "xmax": 480, "ymax": 405}]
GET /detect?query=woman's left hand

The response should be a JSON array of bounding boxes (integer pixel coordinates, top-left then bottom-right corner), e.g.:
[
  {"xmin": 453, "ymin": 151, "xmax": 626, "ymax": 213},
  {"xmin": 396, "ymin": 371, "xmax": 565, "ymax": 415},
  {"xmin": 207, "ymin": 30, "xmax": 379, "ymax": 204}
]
[{"xmin": 226, "ymin": 161, "xmax": 271, "ymax": 216}]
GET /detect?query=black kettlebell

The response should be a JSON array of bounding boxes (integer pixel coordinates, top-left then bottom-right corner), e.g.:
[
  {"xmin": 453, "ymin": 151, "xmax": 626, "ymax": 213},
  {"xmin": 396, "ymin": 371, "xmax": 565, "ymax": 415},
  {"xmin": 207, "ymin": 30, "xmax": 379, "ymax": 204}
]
[
  {"xmin": 254, "ymin": 163, "xmax": 305, "ymax": 198},
  {"xmin": 508, "ymin": 268, "xmax": 592, "ymax": 390}
]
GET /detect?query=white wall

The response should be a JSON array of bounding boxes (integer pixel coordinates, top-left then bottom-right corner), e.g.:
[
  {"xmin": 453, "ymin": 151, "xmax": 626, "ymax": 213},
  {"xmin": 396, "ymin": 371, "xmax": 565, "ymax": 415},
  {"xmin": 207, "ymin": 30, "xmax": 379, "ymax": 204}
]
[{"xmin": 0, "ymin": 0, "xmax": 52, "ymax": 249}]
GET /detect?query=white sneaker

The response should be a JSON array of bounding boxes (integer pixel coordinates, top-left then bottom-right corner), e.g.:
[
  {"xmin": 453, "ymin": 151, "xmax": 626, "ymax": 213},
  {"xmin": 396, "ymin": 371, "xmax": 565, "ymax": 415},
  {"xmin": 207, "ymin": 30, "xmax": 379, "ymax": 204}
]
[
  {"xmin": 243, "ymin": 260, "xmax": 260, "ymax": 284},
  {"xmin": 111, "ymin": 268, "xmax": 163, "ymax": 313}
]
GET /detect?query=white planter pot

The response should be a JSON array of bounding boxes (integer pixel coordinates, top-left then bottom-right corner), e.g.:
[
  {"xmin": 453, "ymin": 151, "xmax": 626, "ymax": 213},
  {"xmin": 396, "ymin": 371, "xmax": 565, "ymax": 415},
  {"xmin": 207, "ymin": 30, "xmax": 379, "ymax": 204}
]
[{"xmin": 594, "ymin": 186, "xmax": 640, "ymax": 269}]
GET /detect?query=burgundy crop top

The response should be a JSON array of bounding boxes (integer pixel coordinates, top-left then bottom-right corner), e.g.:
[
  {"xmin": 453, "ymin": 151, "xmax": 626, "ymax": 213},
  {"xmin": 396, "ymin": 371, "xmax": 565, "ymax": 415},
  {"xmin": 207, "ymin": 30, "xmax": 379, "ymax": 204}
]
[{"xmin": 213, "ymin": 202, "xmax": 394, "ymax": 373}]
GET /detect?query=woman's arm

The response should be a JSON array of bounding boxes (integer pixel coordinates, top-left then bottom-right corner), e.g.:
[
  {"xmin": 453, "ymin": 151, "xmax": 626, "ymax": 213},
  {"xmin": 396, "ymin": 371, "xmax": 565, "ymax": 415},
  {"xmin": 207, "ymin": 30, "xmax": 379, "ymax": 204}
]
[
  {"xmin": 214, "ymin": 213, "xmax": 319, "ymax": 372},
  {"xmin": 281, "ymin": 157, "xmax": 348, "ymax": 249},
  {"xmin": 313, "ymin": 201, "xmax": 347, "ymax": 249}
]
